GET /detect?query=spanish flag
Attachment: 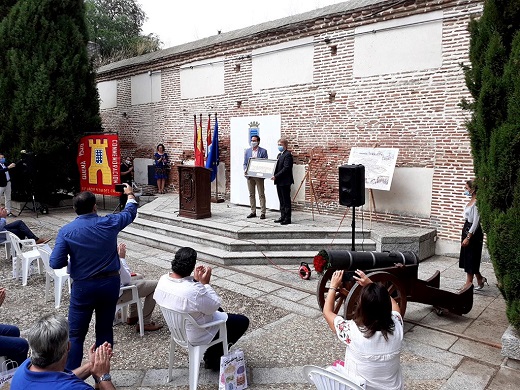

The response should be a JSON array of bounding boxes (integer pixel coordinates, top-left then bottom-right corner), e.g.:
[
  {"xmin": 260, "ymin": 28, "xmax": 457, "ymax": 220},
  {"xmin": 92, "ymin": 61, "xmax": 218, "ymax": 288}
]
[{"xmin": 194, "ymin": 114, "xmax": 204, "ymax": 166}]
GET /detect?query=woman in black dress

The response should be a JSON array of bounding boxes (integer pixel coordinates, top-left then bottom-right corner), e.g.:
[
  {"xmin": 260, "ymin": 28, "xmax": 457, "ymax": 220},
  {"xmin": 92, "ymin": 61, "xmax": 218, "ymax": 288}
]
[{"xmin": 459, "ymin": 179, "xmax": 487, "ymax": 290}]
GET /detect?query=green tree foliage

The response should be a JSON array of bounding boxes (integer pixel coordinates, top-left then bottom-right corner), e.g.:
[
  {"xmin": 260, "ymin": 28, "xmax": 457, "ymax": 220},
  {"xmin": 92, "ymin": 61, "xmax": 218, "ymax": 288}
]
[
  {"xmin": 85, "ymin": 0, "xmax": 161, "ymax": 66},
  {"xmin": 463, "ymin": 0, "xmax": 520, "ymax": 329},
  {"xmin": 0, "ymin": 0, "xmax": 101, "ymax": 200}
]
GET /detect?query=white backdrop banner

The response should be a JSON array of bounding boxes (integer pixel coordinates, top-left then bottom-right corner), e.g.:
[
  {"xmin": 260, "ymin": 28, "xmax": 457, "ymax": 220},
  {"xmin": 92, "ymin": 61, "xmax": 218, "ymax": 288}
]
[{"xmin": 230, "ymin": 115, "xmax": 281, "ymax": 210}]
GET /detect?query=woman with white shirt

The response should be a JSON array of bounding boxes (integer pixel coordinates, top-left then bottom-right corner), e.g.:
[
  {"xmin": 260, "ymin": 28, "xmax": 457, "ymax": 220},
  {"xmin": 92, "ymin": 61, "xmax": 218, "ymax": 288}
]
[
  {"xmin": 459, "ymin": 179, "xmax": 486, "ymax": 290},
  {"xmin": 323, "ymin": 269, "xmax": 404, "ymax": 390}
]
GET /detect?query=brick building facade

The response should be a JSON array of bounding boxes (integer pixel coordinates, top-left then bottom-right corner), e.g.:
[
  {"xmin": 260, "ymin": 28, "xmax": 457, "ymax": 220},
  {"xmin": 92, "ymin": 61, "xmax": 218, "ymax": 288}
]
[{"xmin": 96, "ymin": 0, "xmax": 483, "ymax": 253}]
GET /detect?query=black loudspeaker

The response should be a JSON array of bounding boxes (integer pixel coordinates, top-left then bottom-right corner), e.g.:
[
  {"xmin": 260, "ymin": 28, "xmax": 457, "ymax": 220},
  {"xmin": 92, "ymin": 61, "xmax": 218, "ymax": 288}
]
[{"xmin": 339, "ymin": 164, "xmax": 365, "ymax": 207}]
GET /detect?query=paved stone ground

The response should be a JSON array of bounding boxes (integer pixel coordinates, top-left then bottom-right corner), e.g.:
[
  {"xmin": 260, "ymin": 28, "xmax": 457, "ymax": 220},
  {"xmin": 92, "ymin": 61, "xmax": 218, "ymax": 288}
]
[{"xmin": 1, "ymin": 197, "xmax": 519, "ymax": 389}]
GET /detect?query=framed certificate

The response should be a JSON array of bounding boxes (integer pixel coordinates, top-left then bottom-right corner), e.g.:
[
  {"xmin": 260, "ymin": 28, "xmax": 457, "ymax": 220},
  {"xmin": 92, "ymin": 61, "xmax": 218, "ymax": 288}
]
[{"xmin": 245, "ymin": 158, "xmax": 277, "ymax": 178}]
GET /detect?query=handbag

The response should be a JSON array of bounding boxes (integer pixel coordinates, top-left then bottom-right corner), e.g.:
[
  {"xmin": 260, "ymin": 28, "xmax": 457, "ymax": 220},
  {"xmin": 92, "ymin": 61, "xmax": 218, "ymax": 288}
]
[
  {"xmin": 219, "ymin": 349, "xmax": 247, "ymax": 390},
  {"xmin": 0, "ymin": 359, "xmax": 18, "ymax": 389}
]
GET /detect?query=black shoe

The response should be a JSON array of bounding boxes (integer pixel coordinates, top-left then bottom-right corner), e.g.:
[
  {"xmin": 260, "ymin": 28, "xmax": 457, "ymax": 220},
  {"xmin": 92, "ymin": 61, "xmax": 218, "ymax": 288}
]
[
  {"xmin": 274, "ymin": 218, "xmax": 283, "ymax": 223},
  {"xmin": 260, "ymin": 214, "xmax": 266, "ymax": 219},
  {"xmin": 246, "ymin": 213, "xmax": 257, "ymax": 218},
  {"xmin": 281, "ymin": 220, "xmax": 291, "ymax": 225},
  {"xmin": 6, "ymin": 212, "xmax": 15, "ymax": 217}
]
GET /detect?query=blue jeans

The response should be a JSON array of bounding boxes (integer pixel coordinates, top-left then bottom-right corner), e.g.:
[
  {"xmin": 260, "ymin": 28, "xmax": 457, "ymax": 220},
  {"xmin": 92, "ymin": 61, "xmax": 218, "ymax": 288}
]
[
  {"xmin": 0, "ymin": 324, "xmax": 29, "ymax": 365},
  {"xmin": 66, "ymin": 275, "xmax": 120, "ymax": 370},
  {"xmin": 5, "ymin": 220, "xmax": 38, "ymax": 240}
]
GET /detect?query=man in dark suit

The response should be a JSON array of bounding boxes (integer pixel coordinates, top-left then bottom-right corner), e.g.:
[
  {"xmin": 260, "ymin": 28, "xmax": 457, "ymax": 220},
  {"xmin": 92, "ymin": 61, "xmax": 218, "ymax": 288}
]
[
  {"xmin": 271, "ymin": 138, "xmax": 294, "ymax": 225},
  {"xmin": 0, "ymin": 152, "xmax": 16, "ymax": 217},
  {"xmin": 243, "ymin": 135, "xmax": 268, "ymax": 219}
]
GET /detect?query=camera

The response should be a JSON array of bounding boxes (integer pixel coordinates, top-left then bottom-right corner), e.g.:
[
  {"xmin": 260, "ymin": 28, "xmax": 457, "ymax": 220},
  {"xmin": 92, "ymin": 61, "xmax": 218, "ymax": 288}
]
[{"xmin": 115, "ymin": 184, "xmax": 125, "ymax": 193}]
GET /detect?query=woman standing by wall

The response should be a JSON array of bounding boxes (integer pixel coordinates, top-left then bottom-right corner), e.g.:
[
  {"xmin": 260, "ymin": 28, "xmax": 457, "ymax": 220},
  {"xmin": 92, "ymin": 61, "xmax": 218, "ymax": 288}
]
[{"xmin": 459, "ymin": 179, "xmax": 487, "ymax": 290}]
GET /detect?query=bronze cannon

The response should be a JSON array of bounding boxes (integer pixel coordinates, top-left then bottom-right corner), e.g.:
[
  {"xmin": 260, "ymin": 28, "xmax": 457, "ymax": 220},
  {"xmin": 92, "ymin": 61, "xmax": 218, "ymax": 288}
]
[{"xmin": 316, "ymin": 250, "xmax": 473, "ymax": 318}]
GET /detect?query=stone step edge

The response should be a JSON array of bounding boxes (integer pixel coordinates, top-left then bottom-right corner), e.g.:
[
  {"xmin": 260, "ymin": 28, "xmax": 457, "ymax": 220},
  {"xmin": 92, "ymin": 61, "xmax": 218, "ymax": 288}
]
[
  {"xmin": 119, "ymin": 228, "xmax": 375, "ymax": 265},
  {"xmin": 138, "ymin": 209, "xmax": 371, "ymax": 234},
  {"xmin": 132, "ymin": 215, "xmax": 373, "ymax": 244},
  {"xmin": 122, "ymin": 224, "xmax": 376, "ymax": 251}
]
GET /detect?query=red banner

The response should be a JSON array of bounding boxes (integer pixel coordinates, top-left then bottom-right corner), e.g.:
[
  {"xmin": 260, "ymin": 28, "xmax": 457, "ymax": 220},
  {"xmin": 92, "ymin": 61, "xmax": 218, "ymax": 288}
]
[{"xmin": 77, "ymin": 134, "xmax": 120, "ymax": 196}]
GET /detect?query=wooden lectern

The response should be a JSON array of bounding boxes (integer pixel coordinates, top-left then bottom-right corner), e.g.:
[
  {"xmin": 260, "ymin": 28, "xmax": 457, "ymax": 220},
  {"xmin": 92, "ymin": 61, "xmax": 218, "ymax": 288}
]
[{"xmin": 178, "ymin": 166, "xmax": 211, "ymax": 219}]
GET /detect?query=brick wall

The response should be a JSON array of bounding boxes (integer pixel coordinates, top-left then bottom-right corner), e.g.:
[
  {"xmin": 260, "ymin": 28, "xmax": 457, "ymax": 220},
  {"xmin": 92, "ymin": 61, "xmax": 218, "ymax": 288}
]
[{"xmin": 97, "ymin": 0, "xmax": 483, "ymax": 243}]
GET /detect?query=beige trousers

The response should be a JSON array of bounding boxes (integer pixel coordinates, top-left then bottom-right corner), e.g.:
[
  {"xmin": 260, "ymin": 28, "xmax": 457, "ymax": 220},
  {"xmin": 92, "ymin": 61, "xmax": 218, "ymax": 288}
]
[
  {"xmin": 118, "ymin": 278, "xmax": 158, "ymax": 325},
  {"xmin": 247, "ymin": 177, "xmax": 266, "ymax": 214}
]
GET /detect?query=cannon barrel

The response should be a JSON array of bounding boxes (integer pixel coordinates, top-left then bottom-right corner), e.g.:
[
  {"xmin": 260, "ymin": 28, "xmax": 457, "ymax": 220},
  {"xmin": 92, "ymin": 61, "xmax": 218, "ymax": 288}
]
[{"xmin": 325, "ymin": 250, "xmax": 418, "ymax": 271}]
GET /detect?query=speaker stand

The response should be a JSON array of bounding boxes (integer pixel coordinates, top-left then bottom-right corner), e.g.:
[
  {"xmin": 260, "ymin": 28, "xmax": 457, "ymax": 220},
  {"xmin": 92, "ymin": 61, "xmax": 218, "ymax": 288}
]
[{"xmin": 351, "ymin": 206, "xmax": 356, "ymax": 251}]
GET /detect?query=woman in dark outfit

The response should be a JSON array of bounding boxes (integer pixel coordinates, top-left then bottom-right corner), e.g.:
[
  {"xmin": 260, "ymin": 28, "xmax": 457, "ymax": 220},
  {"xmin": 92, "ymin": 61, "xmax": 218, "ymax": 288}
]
[
  {"xmin": 154, "ymin": 144, "xmax": 169, "ymax": 194},
  {"xmin": 459, "ymin": 179, "xmax": 487, "ymax": 290}
]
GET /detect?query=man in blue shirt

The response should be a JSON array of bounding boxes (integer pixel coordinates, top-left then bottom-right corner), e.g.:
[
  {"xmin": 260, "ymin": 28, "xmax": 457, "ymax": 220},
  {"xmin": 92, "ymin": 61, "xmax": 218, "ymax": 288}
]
[
  {"xmin": 12, "ymin": 313, "xmax": 115, "ymax": 389},
  {"xmin": 50, "ymin": 185, "xmax": 137, "ymax": 370}
]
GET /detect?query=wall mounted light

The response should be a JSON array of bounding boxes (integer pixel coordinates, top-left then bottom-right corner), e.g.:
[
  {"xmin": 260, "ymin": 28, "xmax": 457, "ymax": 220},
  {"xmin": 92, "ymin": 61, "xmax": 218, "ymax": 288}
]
[
  {"xmin": 122, "ymin": 112, "xmax": 127, "ymax": 118},
  {"xmin": 236, "ymin": 101, "xmax": 242, "ymax": 108},
  {"xmin": 235, "ymin": 64, "xmax": 241, "ymax": 72},
  {"xmin": 330, "ymin": 45, "xmax": 337, "ymax": 55},
  {"xmin": 328, "ymin": 92, "xmax": 336, "ymax": 103}
]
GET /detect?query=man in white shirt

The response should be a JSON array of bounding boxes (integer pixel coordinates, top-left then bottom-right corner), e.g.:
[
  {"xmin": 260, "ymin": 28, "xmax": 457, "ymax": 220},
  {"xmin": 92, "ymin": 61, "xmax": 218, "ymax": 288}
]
[
  {"xmin": 117, "ymin": 243, "xmax": 162, "ymax": 332},
  {"xmin": 154, "ymin": 247, "xmax": 249, "ymax": 370}
]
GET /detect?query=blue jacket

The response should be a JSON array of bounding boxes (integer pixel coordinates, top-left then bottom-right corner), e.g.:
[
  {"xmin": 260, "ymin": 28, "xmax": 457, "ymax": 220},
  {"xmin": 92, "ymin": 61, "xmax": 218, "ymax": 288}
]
[
  {"xmin": 50, "ymin": 201, "xmax": 137, "ymax": 280},
  {"xmin": 243, "ymin": 147, "xmax": 268, "ymax": 171}
]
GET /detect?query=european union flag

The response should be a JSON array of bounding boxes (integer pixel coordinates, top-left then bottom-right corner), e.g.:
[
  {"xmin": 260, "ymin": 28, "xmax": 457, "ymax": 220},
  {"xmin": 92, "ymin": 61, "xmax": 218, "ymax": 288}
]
[{"xmin": 205, "ymin": 115, "xmax": 219, "ymax": 182}]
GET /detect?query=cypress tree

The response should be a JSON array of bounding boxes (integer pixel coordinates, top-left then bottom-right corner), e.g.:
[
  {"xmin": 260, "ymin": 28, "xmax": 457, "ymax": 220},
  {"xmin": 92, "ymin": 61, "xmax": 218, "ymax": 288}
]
[
  {"xmin": 0, "ymin": 0, "xmax": 101, "ymax": 200},
  {"xmin": 463, "ymin": 0, "xmax": 520, "ymax": 328}
]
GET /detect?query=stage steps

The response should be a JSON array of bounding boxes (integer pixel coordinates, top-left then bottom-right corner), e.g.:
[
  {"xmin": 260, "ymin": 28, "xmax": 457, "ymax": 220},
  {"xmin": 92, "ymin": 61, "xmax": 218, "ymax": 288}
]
[
  {"xmin": 120, "ymin": 205, "xmax": 376, "ymax": 265},
  {"xmin": 119, "ymin": 196, "xmax": 436, "ymax": 265}
]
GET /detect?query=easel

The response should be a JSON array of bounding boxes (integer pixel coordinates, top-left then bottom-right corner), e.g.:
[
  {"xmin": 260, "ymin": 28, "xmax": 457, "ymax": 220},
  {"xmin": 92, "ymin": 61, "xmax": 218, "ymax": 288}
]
[
  {"xmin": 292, "ymin": 149, "xmax": 321, "ymax": 220},
  {"xmin": 368, "ymin": 188, "xmax": 377, "ymax": 228},
  {"xmin": 367, "ymin": 142, "xmax": 379, "ymax": 228}
]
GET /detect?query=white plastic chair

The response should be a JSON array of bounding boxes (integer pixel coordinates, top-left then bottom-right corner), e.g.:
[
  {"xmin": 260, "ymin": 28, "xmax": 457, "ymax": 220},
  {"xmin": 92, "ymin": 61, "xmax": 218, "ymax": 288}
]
[
  {"xmin": 8, "ymin": 232, "xmax": 42, "ymax": 286},
  {"xmin": 115, "ymin": 284, "xmax": 144, "ymax": 337},
  {"xmin": 303, "ymin": 365, "xmax": 365, "ymax": 390},
  {"xmin": 37, "ymin": 247, "xmax": 71, "ymax": 309},
  {"xmin": 0, "ymin": 230, "xmax": 12, "ymax": 260},
  {"xmin": 159, "ymin": 305, "xmax": 228, "ymax": 390}
]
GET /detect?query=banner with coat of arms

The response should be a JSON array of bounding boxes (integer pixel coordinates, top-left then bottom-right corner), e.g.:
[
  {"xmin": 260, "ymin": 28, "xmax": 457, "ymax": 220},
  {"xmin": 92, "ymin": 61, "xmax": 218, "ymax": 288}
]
[{"xmin": 77, "ymin": 133, "xmax": 120, "ymax": 196}]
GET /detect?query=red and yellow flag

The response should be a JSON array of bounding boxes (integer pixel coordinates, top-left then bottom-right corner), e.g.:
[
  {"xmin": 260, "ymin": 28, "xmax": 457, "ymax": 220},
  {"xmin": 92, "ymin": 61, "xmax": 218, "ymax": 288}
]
[{"xmin": 195, "ymin": 114, "xmax": 204, "ymax": 166}]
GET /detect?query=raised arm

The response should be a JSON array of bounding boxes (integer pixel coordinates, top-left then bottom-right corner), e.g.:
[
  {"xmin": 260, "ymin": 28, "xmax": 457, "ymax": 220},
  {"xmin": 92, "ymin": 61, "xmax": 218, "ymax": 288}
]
[{"xmin": 323, "ymin": 270, "xmax": 344, "ymax": 331}]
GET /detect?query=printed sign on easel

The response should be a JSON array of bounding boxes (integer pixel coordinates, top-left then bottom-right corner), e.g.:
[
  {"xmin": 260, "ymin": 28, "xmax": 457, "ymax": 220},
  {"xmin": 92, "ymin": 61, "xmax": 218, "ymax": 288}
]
[{"xmin": 347, "ymin": 148, "xmax": 399, "ymax": 191}]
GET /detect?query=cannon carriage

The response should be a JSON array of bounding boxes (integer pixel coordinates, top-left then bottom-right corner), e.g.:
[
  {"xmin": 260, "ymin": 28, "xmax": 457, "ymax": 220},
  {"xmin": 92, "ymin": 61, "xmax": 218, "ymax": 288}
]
[{"xmin": 316, "ymin": 250, "xmax": 473, "ymax": 318}]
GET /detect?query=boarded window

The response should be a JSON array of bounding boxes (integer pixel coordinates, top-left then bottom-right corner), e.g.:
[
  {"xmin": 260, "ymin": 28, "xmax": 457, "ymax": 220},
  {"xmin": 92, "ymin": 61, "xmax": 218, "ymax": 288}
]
[
  {"xmin": 131, "ymin": 72, "xmax": 161, "ymax": 105},
  {"xmin": 353, "ymin": 11, "xmax": 443, "ymax": 77},
  {"xmin": 180, "ymin": 57, "xmax": 225, "ymax": 99},
  {"xmin": 252, "ymin": 37, "xmax": 314, "ymax": 92}
]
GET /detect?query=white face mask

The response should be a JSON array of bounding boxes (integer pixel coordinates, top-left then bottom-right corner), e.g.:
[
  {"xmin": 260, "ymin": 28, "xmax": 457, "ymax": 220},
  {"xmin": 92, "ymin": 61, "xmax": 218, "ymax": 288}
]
[
  {"xmin": 125, "ymin": 160, "xmax": 131, "ymax": 165},
  {"xmin": 251, "ymin": 141, "xmax": 258, "ymax": 148}
]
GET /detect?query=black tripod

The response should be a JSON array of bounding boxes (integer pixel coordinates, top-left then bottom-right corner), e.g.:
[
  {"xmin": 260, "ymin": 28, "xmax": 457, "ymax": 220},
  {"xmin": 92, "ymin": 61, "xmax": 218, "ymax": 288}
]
[
  {"xmin": 17, "ymin": 152, "xmax": 46, "ymax": 217},
  {"xmin": 18, "ymin": 176, "xmax": 40, "ymax": 218}
]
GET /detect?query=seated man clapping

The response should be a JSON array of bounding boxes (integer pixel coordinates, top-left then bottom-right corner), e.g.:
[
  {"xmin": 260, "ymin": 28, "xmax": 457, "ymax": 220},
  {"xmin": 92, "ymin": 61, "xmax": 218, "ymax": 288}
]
[{"xmin": 117, "ymin": 243, "xmax": 162, "ymax": 332}]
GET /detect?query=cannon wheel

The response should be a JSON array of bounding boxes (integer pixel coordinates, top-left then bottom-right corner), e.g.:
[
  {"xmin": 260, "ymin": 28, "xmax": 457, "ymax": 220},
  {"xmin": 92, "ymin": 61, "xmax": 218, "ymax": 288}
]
[
  {"xmin": 344, "ymin": 271, "xmax": 408, "ymax": 319},
  {"xmin": 316, "ymin": 268, "xmax": 356, "ymax": 313}
]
